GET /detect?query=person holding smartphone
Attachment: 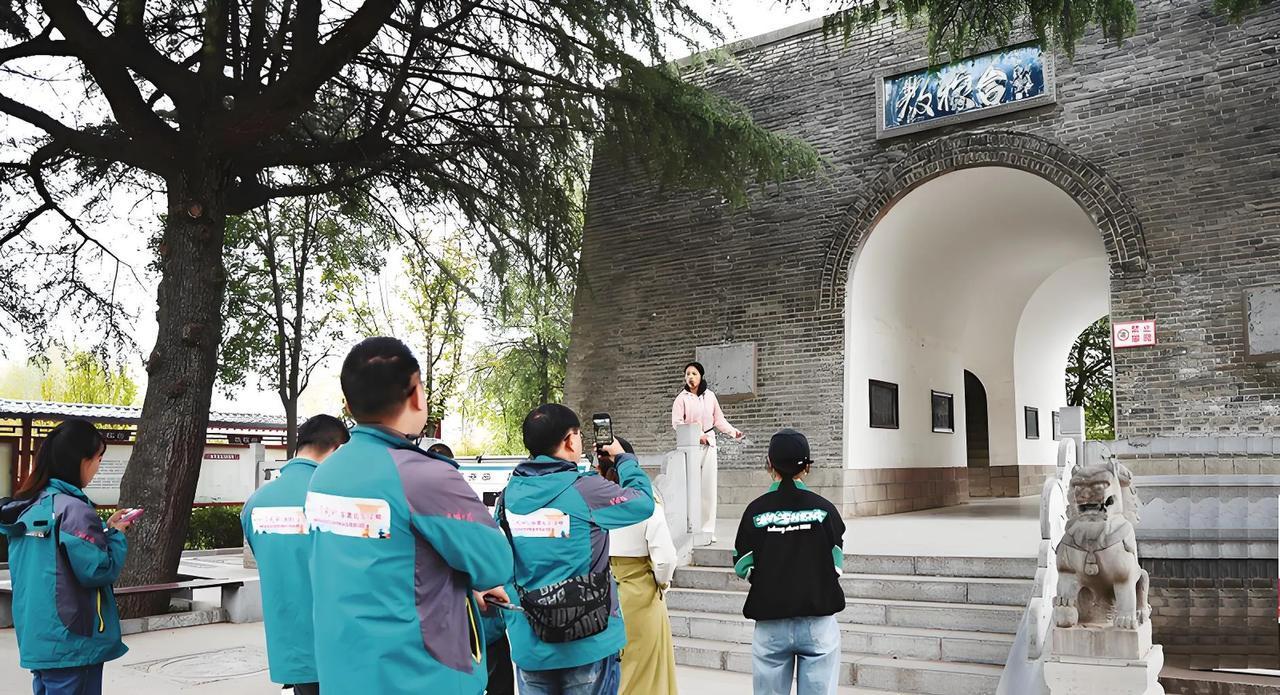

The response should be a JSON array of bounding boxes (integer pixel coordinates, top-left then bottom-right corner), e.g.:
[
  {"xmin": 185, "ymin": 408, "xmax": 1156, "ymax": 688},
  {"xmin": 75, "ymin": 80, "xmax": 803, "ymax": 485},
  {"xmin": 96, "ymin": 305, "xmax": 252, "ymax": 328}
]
[
  {"xmin": 496, "ymin": 404, "xmax": 654, "ymax": 695},
  {"xmin": 671, "ymin": 361, "xmax": 744, "ymax": 541},
  {"xmin": 0, "ymin": 419, "xmax": 136, "ymax": 695}
]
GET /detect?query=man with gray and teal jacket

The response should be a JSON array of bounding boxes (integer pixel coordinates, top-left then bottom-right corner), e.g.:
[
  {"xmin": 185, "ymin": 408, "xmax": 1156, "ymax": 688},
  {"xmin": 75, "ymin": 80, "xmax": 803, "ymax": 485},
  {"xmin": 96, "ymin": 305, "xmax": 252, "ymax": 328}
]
[
  {"xmin": 307, "ymin": 337, "xmax": 513, "ymax": 695},
  {"xmin": 498, "ymin": 404, "xmax": 655, "ymax": 695},
  {"xmin": 240, "ymin": 414, "xmax": 350, "ymax": 695}
]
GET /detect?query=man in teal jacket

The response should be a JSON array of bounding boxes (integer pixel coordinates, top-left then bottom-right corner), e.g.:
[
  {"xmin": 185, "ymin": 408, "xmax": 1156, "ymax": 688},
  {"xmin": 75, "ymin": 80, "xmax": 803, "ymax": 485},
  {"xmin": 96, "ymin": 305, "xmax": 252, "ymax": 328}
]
[
  {"xmin": 241, "ymin": 414, "xmax": 350, "ymax": 695},
  {"xmin": 499, "ymin": 404, "xmax": 655, "ymax": 695},
  {"xmin": 307, "ymin": 337, "xmax": 513, "ymax": 694}
]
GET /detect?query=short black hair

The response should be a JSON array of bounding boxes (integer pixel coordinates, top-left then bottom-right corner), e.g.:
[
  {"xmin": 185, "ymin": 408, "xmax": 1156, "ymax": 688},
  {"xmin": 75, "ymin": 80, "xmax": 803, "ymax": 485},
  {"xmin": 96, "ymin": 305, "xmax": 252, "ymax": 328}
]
[
  {"xmin": 297, "ymin": 414, "xmax": 350, "ymax": 453},
  {"xmin": 522, "ymin": 404, "xmax": 581, "ymax": 457},
  {"xmin": 427, "ymin": 442, "xmax": 455, "ymax": 459},
  {"xmin": 341, "ymin": 337, "xmax": 421, "ymax": 421},
  {"xmin": 682, "ymin": 361, "xmax": 708, "ymax": 396}
]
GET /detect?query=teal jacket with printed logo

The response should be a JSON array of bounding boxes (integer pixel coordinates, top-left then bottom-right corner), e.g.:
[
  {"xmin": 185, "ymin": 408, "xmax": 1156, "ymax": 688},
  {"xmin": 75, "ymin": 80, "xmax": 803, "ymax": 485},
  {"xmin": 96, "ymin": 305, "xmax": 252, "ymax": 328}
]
[
  {"xmin": 240, "ymin": 457, "xmax": 320, "ymax": 685},
  {"xmin": 306, "ymin": 425, "xmax": 514, "ymax": 694},
  {"xmin": 0, "ymin": 479, "xmax": 128, "ymax": 670},
  {"xmin": 497, "ymin": 453, "xmax": 654, "ymax": 671}
]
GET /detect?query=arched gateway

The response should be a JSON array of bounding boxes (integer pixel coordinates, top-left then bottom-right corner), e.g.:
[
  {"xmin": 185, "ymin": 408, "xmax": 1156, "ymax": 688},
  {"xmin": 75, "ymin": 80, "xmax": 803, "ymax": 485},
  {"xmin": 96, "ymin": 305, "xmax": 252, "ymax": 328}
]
[
  {"xmin": 828, "ymin": 133, "xmax": 1147, "ymax": 512},
  {"xmin": 819, "ymin": 130, "xmax": 1148, "ymax": 314}
]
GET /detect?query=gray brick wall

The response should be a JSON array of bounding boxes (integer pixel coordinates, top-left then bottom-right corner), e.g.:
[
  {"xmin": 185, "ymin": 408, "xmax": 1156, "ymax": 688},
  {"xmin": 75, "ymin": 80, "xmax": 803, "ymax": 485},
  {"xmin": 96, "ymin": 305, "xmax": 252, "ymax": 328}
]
[{"xmin": 566, "ymin": 0, "xmax": 1280, "ymax": 470}]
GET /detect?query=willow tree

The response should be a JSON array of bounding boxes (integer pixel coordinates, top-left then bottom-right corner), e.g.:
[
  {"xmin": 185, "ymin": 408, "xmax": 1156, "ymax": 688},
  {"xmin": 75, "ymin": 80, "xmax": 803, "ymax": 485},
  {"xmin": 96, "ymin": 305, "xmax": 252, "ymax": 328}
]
[{"xmin": 0, "ymin": 0, "xmax": 819, "ymax": 611}]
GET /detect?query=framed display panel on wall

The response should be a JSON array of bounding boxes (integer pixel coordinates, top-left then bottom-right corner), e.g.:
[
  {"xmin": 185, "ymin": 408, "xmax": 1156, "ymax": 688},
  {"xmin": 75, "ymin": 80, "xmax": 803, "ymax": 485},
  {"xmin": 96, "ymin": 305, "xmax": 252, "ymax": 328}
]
[
  {"xmin": 1025, "ymin": 406, "xmax": 1040, "ymax": 439},
  {"xmin": 869, "ymin": 380, "xmax": 900, "ymax": 429},
  {"xmin": 1052, "ymin": 411, "xmax": 1061, "ymax": 441},
  {"xmin": 931, "ymin": 391, "xmax": 954, "ymax": 433}
]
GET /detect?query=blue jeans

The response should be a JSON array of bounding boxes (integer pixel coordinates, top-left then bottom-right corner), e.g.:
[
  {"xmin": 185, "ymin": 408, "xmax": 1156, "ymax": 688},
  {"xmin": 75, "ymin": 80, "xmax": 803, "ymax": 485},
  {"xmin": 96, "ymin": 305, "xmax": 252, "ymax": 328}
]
[
  {"xmin": 752, "ymin": 616, "xmax": 841, "ymax": 695},
  {"xmin": 516, "ymin": 654, "xmax": 620, "ymax": 695},
  {"xmin": 32, "ymin": 663, "xmax": 103, "ymax": 695}
]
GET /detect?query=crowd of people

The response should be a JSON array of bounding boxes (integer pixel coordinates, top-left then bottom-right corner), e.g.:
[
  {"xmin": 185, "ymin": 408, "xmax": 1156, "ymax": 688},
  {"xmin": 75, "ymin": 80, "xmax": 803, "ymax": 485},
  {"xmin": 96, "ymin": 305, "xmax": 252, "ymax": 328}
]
[{"xmin": 0, "ymin": 336, "xmax": 849, "ymax": 695}]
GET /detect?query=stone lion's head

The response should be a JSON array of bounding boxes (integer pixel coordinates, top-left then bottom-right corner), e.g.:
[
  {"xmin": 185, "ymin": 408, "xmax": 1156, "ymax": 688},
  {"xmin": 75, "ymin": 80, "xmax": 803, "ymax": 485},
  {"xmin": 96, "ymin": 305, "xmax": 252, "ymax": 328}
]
[{"xmin": 1067, "ymin": 460, "xmax": 1138, "ymax": 524}]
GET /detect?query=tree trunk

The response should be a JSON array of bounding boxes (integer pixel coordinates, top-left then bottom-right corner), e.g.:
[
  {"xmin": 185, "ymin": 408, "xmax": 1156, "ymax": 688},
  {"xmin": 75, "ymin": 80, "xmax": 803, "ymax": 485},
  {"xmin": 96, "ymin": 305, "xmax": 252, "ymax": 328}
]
[
  {"xmin": 284, "ymin": 396, "xmax": 298, "ymax": 458},
  {"xmin": 116, "ymin": 169, "xmax": 229, "ymax": 618}
]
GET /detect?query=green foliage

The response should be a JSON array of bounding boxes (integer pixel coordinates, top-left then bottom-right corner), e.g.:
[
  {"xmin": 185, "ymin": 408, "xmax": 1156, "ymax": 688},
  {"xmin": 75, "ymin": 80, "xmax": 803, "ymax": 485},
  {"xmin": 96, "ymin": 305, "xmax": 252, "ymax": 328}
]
[
  {"xmin": 38, "ymin": 351, "xmax": 138, "ymax": 406},
  {"xmin": 600, "ymin": 62, "xmax": 824, "ymax": 209},
  {"xmin": 1085, "ymin": 384, "xmax": 1115, "ymax": 440},
  {"xmin": 337, "ymin": 230, "xmax": 477, "ymax": 428},
  {"xmin": 184, "ymin": 506, "xmax": 245, "ymax": 551},
  {"xmin": 1066, "ymin": 316, "xmax": 1115, "ymax": 440},
  {"xmin": 822, "ymin": 0, "xmax": 1265, "ymax": 61},
  {"xmin": 220, "ymin": 194, "xmax": 387, "ymax": 397},
  {"xmin": 464, "ymin": 209, "xmax": 577, "ymax": 454},
  {"xmin": 466, "ymin": 288, "xmax": 573, "ymax": 454},
  {"xmin": 219, "ymin": 192, "xmax": 391, "ymax": 451}
]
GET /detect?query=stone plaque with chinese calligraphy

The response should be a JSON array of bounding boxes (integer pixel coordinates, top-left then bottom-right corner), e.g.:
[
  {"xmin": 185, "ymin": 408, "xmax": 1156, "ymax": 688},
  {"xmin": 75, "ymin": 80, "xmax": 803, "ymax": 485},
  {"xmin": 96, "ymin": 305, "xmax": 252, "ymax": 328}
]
[{"xmin": 877, "ymin": 43, "xmax": 1054, "ymax": 138}]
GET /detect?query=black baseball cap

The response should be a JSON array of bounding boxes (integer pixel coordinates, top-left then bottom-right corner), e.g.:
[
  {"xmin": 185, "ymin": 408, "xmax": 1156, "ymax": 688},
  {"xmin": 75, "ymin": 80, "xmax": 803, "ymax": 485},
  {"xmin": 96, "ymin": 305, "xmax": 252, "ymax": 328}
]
[{"xmin": 768, "ymin": 429, "xmax": 812, "ymax": 469}]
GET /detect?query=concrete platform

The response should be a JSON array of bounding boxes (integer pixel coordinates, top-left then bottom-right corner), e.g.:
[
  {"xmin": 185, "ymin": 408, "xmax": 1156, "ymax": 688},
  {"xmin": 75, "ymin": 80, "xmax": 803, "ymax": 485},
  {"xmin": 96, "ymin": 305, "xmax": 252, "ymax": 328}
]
[{"xmin": 709, "ymin": 495, "xmax": 1041, "ymax": 558}]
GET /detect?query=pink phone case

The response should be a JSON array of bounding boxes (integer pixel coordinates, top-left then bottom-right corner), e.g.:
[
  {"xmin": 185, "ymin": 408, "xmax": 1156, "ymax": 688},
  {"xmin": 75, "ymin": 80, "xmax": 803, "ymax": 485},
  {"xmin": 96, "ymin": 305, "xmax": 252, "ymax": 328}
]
[{"xmin": 121, "ymin": 508, "xmax": 145, "ymax": 522}]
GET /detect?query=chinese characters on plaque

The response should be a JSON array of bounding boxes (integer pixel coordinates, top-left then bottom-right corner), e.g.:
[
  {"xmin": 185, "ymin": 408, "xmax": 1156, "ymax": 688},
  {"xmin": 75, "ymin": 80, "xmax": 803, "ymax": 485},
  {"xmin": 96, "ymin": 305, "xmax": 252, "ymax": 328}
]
[{"xmin": 879, "ymin": 43, "xmax": 1053, "ymax": 137}]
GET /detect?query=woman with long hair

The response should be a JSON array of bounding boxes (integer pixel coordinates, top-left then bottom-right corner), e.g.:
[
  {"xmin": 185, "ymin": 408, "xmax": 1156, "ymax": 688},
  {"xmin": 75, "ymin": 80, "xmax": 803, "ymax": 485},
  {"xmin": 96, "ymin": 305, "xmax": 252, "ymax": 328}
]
[
  {"xmin": 0, "ymin": 418, "xmax": 137, "ymax": 695},
  {"xmin": 671, "ymin": 361, "xmax": 744, "ymax": 541},
  {"xmin": 600, "ymin": 437, "xmax": 678, "ymax": 695}
]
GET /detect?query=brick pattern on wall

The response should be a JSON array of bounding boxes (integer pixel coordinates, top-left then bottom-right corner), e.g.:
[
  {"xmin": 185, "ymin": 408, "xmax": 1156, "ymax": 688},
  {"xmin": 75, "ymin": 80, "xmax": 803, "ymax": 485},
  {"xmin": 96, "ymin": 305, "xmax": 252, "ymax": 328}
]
[
  {"xmin": 1142, "ymin": 558, "xmax": 1279, "ymax": 670},
  {"xmin": 970, "ymin": 464, "xmax": 1057, "ymax": 497},
  {"xmin": 1123, "ymin": 454, "xmax": 1280, "ymax": 476},
  {"xmin": 844, "ymin": 467, "xmax": 969, "ymax": 516},
  {"xmin": 714, "ymin": 466, "xmax": 969, "ymax": 518}
]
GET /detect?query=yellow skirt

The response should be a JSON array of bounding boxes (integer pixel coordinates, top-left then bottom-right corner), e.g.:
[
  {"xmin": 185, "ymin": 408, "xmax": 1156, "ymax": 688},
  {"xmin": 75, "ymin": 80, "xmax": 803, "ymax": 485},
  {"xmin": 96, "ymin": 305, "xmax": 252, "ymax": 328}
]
[{"xmin": 611, "ymin": 555, "xmax": 678, "ymax": 695}]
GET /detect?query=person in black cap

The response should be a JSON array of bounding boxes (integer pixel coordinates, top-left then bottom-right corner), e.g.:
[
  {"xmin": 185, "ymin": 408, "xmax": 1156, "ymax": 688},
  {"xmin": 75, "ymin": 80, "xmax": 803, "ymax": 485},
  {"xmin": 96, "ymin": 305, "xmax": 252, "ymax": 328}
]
[{"xmin": 732, "ymin": 428, "xmax": 846, "ymax": 695}]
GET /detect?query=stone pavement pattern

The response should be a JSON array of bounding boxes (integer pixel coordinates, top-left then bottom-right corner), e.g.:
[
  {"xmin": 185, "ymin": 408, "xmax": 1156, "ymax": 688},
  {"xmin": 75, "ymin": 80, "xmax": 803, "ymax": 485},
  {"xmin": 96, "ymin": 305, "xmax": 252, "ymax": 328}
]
[{"xmin": 0, "ymin": 621, "xmax": 875, "ymax": 694}]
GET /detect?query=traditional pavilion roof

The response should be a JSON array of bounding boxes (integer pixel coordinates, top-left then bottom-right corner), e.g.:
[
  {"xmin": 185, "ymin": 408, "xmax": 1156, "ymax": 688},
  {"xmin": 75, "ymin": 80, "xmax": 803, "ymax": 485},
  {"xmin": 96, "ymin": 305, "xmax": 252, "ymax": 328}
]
[{"xmin": 0, "ymin": 398, "xmax": 287, "ymax": 430}]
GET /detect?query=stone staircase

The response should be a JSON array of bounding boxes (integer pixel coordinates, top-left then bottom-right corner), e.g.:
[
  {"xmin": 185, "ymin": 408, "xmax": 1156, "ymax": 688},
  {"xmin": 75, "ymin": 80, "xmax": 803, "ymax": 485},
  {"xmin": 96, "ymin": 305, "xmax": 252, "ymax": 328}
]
[{"xmin": 668, "ymin": 547, "xmax": 1037, "ymax": 695}]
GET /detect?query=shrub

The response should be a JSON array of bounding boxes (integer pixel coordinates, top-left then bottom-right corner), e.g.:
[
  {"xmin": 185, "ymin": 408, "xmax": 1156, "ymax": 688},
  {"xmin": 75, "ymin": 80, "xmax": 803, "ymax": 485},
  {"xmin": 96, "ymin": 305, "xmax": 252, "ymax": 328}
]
[{"xmin": 185, "ymin": 505, "xmax": 245, "ymax": 550}]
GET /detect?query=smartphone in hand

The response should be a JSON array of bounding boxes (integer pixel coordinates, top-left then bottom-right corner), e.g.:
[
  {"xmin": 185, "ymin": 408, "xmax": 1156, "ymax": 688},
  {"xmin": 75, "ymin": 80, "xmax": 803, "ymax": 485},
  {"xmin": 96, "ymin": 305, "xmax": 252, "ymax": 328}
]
[{"xmin": 120, "ymin": 508, "xmax": 145, "ymax": 523}]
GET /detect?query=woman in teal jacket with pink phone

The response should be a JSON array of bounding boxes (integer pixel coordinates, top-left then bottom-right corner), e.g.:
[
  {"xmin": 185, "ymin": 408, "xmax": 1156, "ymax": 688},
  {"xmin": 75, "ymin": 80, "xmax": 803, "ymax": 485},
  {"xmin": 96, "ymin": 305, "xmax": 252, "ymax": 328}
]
[{"xmin": 0, "ymin": 419, "xmax": 139, "ymax": 695}]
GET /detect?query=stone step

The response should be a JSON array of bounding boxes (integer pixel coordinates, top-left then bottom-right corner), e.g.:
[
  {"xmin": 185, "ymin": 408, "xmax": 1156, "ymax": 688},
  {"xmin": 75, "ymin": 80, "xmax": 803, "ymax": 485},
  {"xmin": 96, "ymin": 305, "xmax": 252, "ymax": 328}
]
[
  {"xmin": 666, "ymin": 588, "xmax": 1023, "ymax": 634},
  {"xmin": 672, "ymin": 637, "xmax": 1003, "ymax": 695},
  {"xmin": 672, "ymin": 566, "xmax": 1032, "ymax": 606},
  {"xmin": 690, "ymin": 547, "xmax": 1037, "ymax": 579},
  {"xmin": 668, "ymin": 610, "xmax": 1015, "ymax": 666}
]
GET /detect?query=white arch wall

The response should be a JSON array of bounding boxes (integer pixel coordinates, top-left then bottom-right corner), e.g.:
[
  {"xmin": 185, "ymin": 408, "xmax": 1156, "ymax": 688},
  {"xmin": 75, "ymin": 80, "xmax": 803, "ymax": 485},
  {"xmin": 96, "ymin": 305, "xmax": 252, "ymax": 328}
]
[
  {"xmin": 1014, "ymin": 258, "xmax": 1111, "ymax": 466},
  {"xmin": 842, "ymin": 167, "xmax": 1109, "ymax": 510}
]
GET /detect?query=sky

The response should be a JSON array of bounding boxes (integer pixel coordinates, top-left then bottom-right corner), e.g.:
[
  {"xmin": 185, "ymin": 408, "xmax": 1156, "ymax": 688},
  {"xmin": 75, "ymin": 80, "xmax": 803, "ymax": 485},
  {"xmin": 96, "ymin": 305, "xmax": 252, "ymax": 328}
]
[{"xmin": 0, "ymin": 0, "xmax": 830, "ymax": 427}]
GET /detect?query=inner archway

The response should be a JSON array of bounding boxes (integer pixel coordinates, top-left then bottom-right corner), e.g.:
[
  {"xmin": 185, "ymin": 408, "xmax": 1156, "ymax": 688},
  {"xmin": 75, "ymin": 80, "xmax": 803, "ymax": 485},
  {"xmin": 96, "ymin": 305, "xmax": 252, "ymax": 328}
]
[
  {"xmin": 843, "ymin": 166, "xmax": 1110, "ymax": 513},
  {"xmin": 964, "ymin": 369, "xmax": 990, "ymax": 470}
]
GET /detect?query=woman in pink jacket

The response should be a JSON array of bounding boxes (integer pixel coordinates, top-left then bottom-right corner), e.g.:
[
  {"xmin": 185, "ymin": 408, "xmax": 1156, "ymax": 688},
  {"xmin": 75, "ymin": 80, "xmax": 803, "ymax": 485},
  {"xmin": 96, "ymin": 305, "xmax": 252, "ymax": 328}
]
[{"xmin": 671, "ymin": 361, "xmax": 743, "ymax": 541}]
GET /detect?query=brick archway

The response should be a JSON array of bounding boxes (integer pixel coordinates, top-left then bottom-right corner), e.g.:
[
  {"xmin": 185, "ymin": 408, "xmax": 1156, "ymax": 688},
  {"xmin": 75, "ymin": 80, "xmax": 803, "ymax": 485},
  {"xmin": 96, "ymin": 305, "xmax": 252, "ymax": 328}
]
[{"xmin": 817, "ymin": 130, "xmax": 1147, "ymax": 312}]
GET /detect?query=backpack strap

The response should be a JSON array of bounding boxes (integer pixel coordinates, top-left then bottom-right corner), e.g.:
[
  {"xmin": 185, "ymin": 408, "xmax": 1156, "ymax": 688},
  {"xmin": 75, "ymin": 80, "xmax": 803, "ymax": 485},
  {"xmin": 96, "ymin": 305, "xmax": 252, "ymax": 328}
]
[{"xmin": 495, "ymin": 493, "xmax": 525, "ymax": 594}]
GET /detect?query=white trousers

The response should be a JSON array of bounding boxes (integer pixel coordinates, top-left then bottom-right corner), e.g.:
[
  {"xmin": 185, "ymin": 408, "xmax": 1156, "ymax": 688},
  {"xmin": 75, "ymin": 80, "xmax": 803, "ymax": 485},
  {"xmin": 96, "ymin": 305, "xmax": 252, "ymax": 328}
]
[{"xmin": 700, "ymin": 445, "xmax": 718, "ymax": 535}]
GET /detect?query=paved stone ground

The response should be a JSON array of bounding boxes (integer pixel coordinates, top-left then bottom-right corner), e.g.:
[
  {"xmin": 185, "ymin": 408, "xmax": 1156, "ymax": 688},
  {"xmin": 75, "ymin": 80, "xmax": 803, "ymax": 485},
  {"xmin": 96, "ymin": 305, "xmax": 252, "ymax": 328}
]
[{"xmin": 1, "ymin": 621, "xmax": 872, "ymax": 694}]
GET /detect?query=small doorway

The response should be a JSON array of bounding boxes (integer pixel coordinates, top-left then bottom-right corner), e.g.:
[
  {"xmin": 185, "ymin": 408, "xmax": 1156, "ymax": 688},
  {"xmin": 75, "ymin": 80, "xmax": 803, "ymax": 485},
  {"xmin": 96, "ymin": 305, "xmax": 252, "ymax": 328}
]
[{"xmin": 964, "ymin": 370, "xmax": 990, "ymax": 487}]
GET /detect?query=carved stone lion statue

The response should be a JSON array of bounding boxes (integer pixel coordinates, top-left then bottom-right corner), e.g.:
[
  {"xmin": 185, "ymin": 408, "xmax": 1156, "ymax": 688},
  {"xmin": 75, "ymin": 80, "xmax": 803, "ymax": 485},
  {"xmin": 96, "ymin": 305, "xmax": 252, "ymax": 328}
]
[{"xmin": 1053, "ymin": 446, "xmax": 1150, "ymax": 630}]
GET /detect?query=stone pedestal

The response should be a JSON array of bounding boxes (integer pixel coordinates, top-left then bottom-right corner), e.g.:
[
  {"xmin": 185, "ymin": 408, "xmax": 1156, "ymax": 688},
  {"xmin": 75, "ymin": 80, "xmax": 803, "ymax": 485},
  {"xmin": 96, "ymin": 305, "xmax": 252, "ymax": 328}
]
[{"xmin": 1044, "ymin": 623, "xmax": 1165, "ymax": 695}]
